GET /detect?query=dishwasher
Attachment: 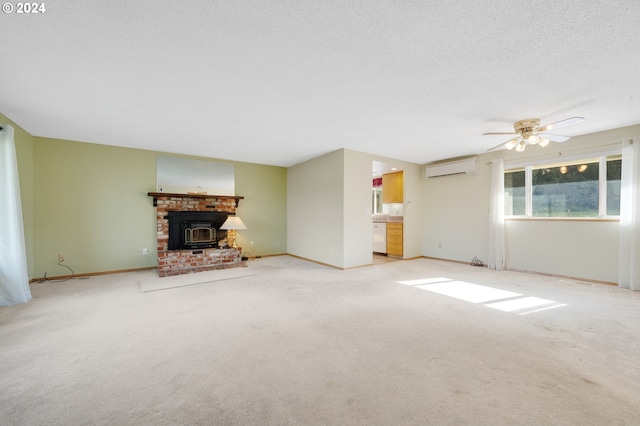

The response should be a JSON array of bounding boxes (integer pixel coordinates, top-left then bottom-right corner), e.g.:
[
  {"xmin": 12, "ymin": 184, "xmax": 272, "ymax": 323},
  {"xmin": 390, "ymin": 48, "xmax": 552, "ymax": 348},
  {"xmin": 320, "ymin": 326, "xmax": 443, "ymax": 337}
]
[{"xmin": 372, "ymin": 222, "xmax": 387, "ymax": 254}]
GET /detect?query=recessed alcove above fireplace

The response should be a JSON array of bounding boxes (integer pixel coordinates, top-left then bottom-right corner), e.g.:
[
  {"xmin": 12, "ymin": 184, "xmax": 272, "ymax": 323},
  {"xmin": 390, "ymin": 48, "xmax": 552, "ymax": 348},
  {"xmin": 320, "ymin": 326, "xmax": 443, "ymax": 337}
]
[{"xmin": 148, "ymin": 192, "xmax": 245, "ymax": 277}]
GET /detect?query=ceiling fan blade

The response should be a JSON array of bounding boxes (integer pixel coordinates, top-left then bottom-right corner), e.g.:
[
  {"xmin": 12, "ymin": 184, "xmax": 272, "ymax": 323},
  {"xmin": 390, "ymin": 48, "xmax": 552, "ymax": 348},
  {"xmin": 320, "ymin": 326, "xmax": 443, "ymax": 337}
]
[
  {"xmin": 537, "ymin": 116, "xmax": 584, "ymax": 132},
  {"xmin": 483, "ymin": 132, "xmax": 518, "ymax": 136},
  {"xmin": 487, "ymin": 142, "xmax": 508, "ymax": 151},
  {"xmin": 538, "ymin": 133, "xmax": 570, "ymax": 142},
  {"xmin": 487, "ymin": 137, "xmax": 520, "ymax": 151}
]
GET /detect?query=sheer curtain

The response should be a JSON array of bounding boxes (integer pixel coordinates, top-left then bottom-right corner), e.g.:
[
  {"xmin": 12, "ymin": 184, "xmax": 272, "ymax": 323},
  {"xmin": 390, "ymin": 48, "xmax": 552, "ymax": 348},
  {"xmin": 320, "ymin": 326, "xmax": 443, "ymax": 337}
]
[
  {"xmin": 488, "ymin": 159, "xmax": 505, "ymax": 270},
  {"xmin": 0, "ymin": 125, "xmax": 32, "ymax": 305},
  {"xmin": 619, "ymin": 137, "xmax": 640, "ymax": 291}
]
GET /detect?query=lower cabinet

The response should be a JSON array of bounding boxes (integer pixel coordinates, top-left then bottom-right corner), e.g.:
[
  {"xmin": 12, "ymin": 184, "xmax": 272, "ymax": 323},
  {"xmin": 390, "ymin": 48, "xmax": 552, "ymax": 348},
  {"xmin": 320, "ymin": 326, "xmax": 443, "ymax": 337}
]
[{"xmin": 386, "ymin": 222, "xmax": 403, "ymax": 257}]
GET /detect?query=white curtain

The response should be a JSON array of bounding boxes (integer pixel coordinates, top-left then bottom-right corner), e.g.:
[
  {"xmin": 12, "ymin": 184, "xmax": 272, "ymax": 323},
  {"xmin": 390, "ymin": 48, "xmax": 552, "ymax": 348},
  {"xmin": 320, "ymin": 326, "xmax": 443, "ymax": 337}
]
[
  {"xmin": 619, "ymin": 137, "xmax": 640, "ymax": 291},
  {"xmin": 0, "ymin": 125, "xmax": 32, "ymax": 305},
  {"xmin": 488, "ymin": 159, "xmax": 505, "ymax": 270}
]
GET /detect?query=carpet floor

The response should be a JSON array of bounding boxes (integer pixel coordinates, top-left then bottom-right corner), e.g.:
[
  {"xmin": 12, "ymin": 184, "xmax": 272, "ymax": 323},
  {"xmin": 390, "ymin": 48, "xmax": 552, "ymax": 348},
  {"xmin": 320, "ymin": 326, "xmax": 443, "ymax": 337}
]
[{"xmin": 1, "ymin": 255, "xmax": 639, "ymax": 425}]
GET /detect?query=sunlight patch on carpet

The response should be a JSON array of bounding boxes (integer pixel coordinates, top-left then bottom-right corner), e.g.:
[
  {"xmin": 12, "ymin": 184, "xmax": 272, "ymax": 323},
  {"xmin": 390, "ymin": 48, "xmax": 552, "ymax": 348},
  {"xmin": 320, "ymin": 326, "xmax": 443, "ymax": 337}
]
[
  {"xmin": 398, "ymin": 278, "xmax": 567, "ymax": 315},
  {"xmin": 415, "ymin": 280, "xmax": 521, "ymax": 303}
]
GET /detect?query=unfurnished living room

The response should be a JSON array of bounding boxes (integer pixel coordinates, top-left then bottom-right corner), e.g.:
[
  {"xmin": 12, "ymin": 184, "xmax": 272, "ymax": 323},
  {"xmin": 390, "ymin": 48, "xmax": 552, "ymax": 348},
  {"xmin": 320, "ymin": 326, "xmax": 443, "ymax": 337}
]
[{"xmin": 1, "ymin": 2, "xmax": 640, "ymax": 425}]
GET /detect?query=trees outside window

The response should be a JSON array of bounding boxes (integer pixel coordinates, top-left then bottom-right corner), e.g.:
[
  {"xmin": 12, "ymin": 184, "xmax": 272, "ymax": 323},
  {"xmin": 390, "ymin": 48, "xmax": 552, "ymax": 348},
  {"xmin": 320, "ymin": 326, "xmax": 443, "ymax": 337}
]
[{"xmin": 504, "ymin": 155, "xmax": 621, "ymax": 218}]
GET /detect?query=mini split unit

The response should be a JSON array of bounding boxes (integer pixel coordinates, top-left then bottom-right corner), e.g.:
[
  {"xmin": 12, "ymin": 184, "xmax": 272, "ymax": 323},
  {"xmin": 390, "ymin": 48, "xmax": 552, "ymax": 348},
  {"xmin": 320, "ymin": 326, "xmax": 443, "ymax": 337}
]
[{"xmin": 424, "ymin": 156, "xmax": 478, "ymax": 178}]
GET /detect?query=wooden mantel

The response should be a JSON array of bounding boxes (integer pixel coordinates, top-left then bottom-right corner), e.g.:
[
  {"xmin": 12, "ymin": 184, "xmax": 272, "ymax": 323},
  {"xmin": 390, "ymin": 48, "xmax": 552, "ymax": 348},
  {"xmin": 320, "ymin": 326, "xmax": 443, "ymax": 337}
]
[{"xmin": 147, "ymin": 192, "xmax": 244, "ymax": 208}]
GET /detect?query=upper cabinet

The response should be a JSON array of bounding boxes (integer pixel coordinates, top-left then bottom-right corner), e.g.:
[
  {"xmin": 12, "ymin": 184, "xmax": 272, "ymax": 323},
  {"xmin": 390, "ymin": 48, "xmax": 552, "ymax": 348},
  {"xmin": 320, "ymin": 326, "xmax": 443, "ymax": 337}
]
[{"xmin": 382, "ymin": 171, "xmax": 403, "ymax": 204}]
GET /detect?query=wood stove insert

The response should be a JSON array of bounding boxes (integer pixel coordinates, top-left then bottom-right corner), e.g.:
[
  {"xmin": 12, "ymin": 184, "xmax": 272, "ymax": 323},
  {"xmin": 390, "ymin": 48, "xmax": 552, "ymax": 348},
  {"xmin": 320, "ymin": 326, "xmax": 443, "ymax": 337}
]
[{"xmin": 167, "ymin": 211, "xmax": 228, "ymax": 250}]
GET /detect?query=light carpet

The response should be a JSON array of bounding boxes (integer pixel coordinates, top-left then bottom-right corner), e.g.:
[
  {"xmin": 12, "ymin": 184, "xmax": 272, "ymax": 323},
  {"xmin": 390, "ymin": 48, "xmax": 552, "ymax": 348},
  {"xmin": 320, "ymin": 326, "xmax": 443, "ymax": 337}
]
[
  {"xmin": 2, "ymin": 255, "xmax": 640, "ymax": 425},
  {"xmin": 138, "ymin": 266, "xmax": 255, "ymax": 292}
]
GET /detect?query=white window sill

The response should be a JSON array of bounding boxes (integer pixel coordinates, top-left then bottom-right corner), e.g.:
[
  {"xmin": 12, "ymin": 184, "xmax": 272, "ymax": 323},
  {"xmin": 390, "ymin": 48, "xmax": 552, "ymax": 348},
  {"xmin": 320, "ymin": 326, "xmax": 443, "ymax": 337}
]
[{"xmin": 505, "ymin": 217, "xmax": 619, "ymax": 223}]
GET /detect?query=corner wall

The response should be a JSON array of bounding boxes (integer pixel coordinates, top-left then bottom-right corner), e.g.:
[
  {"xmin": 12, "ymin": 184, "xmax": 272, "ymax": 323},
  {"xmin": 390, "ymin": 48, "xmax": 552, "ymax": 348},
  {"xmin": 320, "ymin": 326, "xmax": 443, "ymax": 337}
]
[
  {"xmin": 343, "ymin": 149, "xmax": 374, "ymax": 268},
  {"xmin": 287, "ymin": 150, "xmax": 345, "ymax": 267},
  {"xmin": 288, "ymin": 149, "xmax": 424, "ymax": 269}
]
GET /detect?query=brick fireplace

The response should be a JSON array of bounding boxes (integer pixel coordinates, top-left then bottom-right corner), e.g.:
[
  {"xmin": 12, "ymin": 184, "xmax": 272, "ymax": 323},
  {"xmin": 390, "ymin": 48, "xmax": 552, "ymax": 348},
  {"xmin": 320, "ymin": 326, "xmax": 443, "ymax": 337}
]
[{"xmin": 148, "ymin": 192, "xmax": 245, "ymax": 277}]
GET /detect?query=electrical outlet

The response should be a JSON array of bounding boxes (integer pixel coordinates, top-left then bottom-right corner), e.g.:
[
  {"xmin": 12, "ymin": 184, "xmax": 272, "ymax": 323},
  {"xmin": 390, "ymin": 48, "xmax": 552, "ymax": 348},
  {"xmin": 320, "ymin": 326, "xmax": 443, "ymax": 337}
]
[
  {"xmin": 250, "ymin": 241, "xmax": 255, "ymax": 246},
  {"xmin": 142, "ymin": 248, "xmax": 149, "ymax": 255},
  {"xmin": 58, "ymin": 253, "xmax": 65, "ymax": 262}
]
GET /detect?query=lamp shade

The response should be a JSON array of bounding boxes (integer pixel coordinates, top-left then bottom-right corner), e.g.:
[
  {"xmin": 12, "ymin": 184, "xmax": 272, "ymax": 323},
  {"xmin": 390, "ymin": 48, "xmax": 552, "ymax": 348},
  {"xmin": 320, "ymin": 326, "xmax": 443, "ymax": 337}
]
[{"xmin": 220, "ymin": 216, "xmax": 247, "ymax": 230}]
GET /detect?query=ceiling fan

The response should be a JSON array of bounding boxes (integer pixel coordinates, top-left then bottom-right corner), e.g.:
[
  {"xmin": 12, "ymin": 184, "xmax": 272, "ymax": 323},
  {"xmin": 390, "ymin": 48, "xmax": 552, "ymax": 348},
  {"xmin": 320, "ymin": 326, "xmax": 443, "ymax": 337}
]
[{"xmin": 485, "ymin": 116, "xmax": 585, "ymax": 152}]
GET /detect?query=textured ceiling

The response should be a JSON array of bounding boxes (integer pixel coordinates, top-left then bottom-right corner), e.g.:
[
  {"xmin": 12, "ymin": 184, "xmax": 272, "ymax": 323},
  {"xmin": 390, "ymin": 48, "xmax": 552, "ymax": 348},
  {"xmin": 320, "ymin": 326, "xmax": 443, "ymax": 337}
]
[{"xmin": 2, "ymin": 1, "xmax": 639, "ymax": 167}]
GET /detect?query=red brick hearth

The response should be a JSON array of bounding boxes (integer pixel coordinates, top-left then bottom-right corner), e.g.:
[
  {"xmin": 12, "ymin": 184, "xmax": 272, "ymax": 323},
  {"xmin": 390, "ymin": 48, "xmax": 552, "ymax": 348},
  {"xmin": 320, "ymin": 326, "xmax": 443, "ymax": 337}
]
[{"xmin": 148, "ymin": 192, "xmax": 245, "ymax": 277}]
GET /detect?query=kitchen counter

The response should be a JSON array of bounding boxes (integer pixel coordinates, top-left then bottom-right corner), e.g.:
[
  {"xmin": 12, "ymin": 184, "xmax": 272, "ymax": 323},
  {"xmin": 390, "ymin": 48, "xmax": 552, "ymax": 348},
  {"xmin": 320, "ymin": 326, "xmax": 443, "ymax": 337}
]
[{"xmin": 372, "ymin": 215, "xmax": 403, "ymax": 223}]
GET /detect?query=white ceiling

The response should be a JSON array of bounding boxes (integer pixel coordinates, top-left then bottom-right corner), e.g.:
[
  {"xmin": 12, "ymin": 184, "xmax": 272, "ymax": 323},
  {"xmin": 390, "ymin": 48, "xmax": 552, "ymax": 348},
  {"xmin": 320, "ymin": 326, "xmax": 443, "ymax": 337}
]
[{"xmin": 2, "ymin": 1, "xmax": 639, "ymax": 167}]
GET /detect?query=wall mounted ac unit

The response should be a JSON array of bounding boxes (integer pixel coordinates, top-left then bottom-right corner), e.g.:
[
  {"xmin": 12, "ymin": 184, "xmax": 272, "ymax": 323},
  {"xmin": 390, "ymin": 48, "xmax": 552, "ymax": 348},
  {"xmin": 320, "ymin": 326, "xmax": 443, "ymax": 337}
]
[{"xmin": 425, "ymin": 156, "xmax": 478, "ymax": 178}]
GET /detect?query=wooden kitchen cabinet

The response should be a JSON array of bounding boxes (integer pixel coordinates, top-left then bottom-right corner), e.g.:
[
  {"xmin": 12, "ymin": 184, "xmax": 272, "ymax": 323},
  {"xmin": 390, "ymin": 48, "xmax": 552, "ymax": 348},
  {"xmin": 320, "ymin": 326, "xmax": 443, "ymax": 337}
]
[
  {"xmin": 386, "ymin": 222, "xmax": 403, "ymax": 257},
  {"xmin": 382, "ymin": 171, "xmax": 403, "ymax": 204}
]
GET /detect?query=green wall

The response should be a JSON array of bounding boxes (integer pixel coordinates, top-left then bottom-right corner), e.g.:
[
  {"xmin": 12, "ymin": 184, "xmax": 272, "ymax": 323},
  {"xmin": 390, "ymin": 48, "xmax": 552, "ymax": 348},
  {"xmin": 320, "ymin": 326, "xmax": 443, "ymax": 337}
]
[{"xmin": 31, "ymin": 137, "xmax": 287, "ymax": 278}]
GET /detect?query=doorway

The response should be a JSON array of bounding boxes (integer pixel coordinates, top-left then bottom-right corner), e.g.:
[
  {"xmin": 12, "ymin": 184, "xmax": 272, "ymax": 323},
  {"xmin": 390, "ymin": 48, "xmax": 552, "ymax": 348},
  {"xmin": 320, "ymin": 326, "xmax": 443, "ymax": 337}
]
[{"xmin": 371, "ymin": 160, "xmax": 404, "ymax": 262}]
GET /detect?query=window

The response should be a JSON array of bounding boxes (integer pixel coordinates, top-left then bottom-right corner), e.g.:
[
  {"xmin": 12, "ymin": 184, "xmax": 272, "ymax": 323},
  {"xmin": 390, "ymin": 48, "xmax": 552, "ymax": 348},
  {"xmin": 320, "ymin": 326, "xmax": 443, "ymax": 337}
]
[
  {"xmin": 606, "ymin": 156, "xmax": 622, "ymax": 216},
  {"xmin": 504, "ymin": 155, "xmax": 621, "ymax": 218},
  {"xmin": 504, "ymin": 168, "xmax": 525, "ymax": 216},
  {"xmin": 372, "ymin": 188, "xmax": 383, "ymax": 214},
  {"xmin": 532, "ymin": 159, "xmax": 599, "ymax": 217}
]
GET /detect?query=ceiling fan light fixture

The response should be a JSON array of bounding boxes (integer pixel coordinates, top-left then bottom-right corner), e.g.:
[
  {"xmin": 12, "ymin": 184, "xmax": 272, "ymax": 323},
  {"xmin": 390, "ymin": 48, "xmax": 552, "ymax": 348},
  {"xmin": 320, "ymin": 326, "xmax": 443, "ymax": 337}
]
[
  {"xmin": 485, "ymin": 116, "xmax": 584, "ymax": 153},
  {"xmin": 504, "ymin": 139, "xmax": 518, "ymax": 150}
]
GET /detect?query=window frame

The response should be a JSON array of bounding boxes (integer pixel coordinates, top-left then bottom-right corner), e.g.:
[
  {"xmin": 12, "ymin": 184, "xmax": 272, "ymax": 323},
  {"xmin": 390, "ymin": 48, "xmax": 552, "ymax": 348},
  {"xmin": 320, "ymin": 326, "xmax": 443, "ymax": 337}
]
[{"xmin": 504, "ymin": 152, "xmax": 621, "ymax": 221}]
